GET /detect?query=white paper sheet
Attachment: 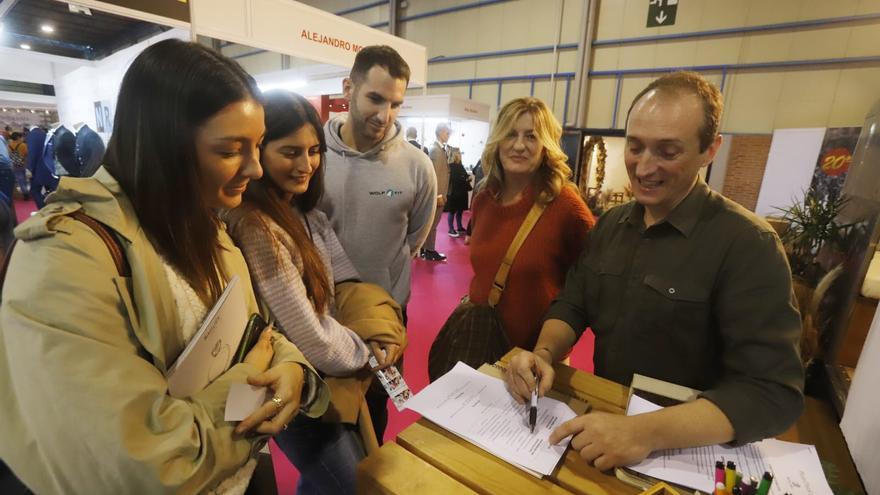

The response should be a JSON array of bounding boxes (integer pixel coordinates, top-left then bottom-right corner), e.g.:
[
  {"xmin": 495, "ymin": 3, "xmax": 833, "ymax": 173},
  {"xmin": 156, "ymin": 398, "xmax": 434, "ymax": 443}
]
[
  {"xmin": 626, "ymin": 396, "xmax": 833, "ymax": 495},
  {"xmin": 405, "ymin": 362, "xmax": 577, "ymax": 476}
]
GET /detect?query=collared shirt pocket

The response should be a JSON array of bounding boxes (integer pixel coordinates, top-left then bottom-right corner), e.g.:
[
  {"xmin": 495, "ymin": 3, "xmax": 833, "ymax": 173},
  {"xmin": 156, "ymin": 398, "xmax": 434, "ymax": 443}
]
[{"xmin": 641, "ymin": 274, "xmax": 711, "ymax": 339}]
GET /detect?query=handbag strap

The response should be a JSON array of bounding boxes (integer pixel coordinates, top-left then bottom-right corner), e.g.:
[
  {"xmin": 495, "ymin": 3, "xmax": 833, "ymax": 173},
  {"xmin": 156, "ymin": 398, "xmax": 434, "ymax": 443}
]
[
  {"xmin": 487, "ymin": 201, "xmax": 547, "ymax": 307},
  {"xmin": 0, "ymin": 210, "xmax": 129, "ymax": 300}
]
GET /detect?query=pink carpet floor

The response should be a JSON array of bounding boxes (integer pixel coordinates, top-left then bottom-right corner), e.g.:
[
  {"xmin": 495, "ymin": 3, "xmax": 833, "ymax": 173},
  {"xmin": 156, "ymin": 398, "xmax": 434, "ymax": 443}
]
[
  {"xmin": 272, "ymin": 212, "xmax": 596, "ymax": 494},
  {"xmin": 12, "ymin": 198, "xmax": 37, "ymax": 224}
]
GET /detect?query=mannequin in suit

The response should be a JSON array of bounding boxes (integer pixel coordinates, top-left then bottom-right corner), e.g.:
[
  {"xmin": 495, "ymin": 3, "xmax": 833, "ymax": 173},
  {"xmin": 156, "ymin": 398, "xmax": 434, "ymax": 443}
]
[
  {"xmin": 33, "ymin": 123, "xmax": 75, "ymax": 208},
  {"xmin": 74, "ymin": 123, "xmax": 105, "ymax": 177}
]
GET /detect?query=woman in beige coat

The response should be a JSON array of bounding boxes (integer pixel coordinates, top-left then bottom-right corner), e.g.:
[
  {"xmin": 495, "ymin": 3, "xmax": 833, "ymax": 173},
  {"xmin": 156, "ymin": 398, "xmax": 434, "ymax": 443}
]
[{"xmin": 0, "ymin": 39, "xmax": 328, "ymax": 494}]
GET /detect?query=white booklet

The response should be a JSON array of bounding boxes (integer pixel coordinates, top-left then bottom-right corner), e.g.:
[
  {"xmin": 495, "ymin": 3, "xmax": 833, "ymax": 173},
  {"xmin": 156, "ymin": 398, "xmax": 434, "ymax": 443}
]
[
  {"xmin": 166, "ymin": 276, "xmax": 249, "ymax": 399},
  {"xmin": 405, "ymin": 361, "xmax": 578, "ymax": 477}
]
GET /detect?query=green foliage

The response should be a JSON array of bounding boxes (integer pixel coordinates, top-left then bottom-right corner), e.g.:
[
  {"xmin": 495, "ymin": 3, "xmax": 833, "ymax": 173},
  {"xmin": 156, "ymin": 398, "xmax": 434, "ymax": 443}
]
[{"xmin": 775, "ymin": 191, "xmax": 852, "ymax": 285}]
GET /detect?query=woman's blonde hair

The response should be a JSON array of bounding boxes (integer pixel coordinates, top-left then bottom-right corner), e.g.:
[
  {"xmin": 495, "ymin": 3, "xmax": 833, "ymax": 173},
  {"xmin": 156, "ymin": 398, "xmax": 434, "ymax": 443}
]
[{"xmin": 482, "ymin": 97, "xmax": 572, "ymax": 205}]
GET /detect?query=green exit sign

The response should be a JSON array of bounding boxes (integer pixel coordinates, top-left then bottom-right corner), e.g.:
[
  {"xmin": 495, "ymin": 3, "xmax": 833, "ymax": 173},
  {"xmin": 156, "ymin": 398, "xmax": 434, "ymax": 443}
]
[{"xmin": 647, "ymin": 0, "xmax": 678, "ymax": 27}]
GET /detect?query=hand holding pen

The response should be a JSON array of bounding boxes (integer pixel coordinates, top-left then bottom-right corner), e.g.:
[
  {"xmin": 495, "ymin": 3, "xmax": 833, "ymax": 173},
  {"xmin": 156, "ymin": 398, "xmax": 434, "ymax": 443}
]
[{"xmin": 504, "ymin": 349, "xmax": 555, "ymax": 405}]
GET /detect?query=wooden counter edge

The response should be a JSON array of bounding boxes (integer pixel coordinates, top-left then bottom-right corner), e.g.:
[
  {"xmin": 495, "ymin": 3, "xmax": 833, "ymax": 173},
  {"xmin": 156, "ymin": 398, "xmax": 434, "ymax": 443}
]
[{"xmin": 357, "ymin": 441, "xmax": 478, "ymax": 495}]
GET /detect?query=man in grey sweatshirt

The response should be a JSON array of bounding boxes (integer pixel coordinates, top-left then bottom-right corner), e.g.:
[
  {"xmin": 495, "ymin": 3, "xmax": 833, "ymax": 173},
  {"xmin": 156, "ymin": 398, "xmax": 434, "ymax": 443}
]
[{"xmin": 317, "ymin": 45, "xmax": 437, "ymax": 440}]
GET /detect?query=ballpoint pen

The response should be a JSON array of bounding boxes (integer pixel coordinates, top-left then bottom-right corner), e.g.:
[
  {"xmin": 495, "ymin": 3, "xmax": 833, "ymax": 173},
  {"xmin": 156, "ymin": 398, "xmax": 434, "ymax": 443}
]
[{"xmin": 529, "ymin": 382, "xmax": 538, "ymax": 433}]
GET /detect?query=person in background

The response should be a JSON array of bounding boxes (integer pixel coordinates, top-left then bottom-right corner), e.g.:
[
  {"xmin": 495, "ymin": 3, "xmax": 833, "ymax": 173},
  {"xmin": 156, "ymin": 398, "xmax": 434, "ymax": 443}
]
[
  {"xmin": 23, "ymin": 125, "xmax": 46, "ymax": 208},
  {"xmin": 423, "ymin": 122, "xmax": 452, "ymax": 261},
  {"xmin": 0, "ymin": 39, "xmax": 329, "ymax": 494},
  {"xmin": 226, "ymin": 90, "xmax": 406, "ymax": 494},
  {"xmin": 317, "ymin": 44, "xmax": 435, "ymax": 441},
  {"xmin": 505, "ymin": 71, "xmax": 804, "ymax": 471},
  {"xmin": 445, "ymin": 148, "xmax": 470, "ymax": 238},
  {"xmin": 467, "ymin": 97, "xmax": 595, "ymax": 352},
  {"xmin": 0, "ymin": 134, "xmax": 14, "ymax": 208},
  {"xmin": 7, "ymin": 132, "xmax": 29, "ymax": 199},
  {"xmin": 406, "ymin": 126, "xmax": 429, "ymax": 155}
]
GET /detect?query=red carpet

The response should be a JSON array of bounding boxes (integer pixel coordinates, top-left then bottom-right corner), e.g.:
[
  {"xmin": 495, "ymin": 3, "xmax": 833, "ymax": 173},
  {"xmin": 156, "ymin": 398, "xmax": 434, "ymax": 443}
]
[
  {"xmin": 272, "ymin": 212, "xmax": 595, "ymax": 494},
  {"xmin": 12, "ymin": 198, "xmax": 37, "ymax": 224}
]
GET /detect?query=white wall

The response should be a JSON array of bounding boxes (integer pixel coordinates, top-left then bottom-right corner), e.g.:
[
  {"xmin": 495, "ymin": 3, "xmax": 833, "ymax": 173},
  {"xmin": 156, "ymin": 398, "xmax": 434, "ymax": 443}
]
[
  {"xmin": 0, "ymin": 47, "xmax": 86, "ymax": 86},
  {"xmin": 707, "ymin": 134, "xmax": 733, "ymax": 192},
  {"xmin": 754, "ymin": 128, "xmax": 826, "ymax": 217},
  {"xmin": 54, "ymin": 29, "xmax": 190, "ymax": 139}
]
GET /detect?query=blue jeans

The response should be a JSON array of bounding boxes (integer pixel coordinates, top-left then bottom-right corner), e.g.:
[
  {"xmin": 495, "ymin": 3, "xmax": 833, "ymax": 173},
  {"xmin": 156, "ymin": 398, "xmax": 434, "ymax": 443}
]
[
  {"xmin": 447, "ymin": 210, "xmax": 464, "ymax": 232},
  {"xmin": 0, "ymin": 168, "xmax": 15, "ymax": 207},
  {"xmin": 273, "ymin": 415, "xmax": 365, "ymax": 495}
]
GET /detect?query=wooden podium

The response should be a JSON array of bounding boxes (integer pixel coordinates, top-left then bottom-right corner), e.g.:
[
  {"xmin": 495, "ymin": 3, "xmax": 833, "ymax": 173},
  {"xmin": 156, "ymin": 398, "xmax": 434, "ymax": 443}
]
[{"xmin": 357, "ymin": 348, "xmax": 865, "ymax": 494}]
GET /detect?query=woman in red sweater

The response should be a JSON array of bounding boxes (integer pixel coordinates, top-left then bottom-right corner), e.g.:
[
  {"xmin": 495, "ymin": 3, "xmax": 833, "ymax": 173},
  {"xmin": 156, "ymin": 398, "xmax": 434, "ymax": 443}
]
[{"xmin": 469, "ymin": 97, "xmax": 595, "ymax": 351}]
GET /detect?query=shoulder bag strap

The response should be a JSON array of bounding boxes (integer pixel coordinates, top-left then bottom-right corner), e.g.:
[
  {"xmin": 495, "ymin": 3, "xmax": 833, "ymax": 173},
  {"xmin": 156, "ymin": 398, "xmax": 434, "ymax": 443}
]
[
  {"xmin": 69, "ymin": 210, "xmax": 130, "ymax": 277},
  {"xmin": 487, "ymin": 202, "xmax": 547, "ymax": 307},
  {"xmin": 0, "ymin": 211, "xmax": 129, "ymax": 300}
]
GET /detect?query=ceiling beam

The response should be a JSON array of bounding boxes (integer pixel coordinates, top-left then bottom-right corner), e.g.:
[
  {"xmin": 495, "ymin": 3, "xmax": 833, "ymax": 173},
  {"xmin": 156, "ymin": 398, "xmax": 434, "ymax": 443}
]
[{"xmin": 0, "ymin": 0, "xmax": 21, "ymax": 19}]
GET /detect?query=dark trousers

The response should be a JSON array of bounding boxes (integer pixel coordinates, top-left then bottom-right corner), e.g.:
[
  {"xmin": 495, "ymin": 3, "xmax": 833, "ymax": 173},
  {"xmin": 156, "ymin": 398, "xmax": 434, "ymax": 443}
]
[{"xmin": 447, "ymin": 210, "xmax": 464, "ymax": 232}]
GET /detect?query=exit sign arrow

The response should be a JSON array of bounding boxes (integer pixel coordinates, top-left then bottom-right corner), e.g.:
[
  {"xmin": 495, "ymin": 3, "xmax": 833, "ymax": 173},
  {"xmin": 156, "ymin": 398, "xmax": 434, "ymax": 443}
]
[
  {"xmin": 647, "ymin": 0, "xmax": 678, "ymax": 28},
  {"xmin": 655, "ymin": 10, "xmax": 668, "ymax": 24}
]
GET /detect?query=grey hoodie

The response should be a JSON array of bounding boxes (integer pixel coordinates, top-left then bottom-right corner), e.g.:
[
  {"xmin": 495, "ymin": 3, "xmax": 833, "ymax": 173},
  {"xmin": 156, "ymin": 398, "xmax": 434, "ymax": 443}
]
[{"xmin": 317, "ymin": 115, "xmax": 437, "ymax": 306}]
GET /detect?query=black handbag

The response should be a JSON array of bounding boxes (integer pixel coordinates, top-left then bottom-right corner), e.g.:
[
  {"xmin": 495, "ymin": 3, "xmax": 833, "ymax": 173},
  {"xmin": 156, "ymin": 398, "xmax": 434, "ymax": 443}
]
[{"xmin": 428, "ymin": 202, "xmax": 546, "ymax": 382}]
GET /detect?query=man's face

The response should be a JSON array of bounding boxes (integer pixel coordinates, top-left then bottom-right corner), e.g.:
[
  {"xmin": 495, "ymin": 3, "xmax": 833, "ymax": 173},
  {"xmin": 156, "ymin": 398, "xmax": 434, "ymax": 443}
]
[
  {"xmin": 343, "ymin": 65, "xmax": 407, "ymax": 148},
  {"xmin": 437, "ymin": 126, "xmax": 450, "ymax": 143},
  {"xmin": 624, "ymin": 90, "xmax": 720, "ymax": 221}
]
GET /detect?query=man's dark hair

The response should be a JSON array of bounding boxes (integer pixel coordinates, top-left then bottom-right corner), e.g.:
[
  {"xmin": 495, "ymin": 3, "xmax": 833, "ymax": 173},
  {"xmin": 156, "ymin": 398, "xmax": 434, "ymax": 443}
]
[
  {"xmin": 103, "ymin": 38, "xmax": 262, "ymax": 304},
  {"xmin": 625, "ymin": 71, "xmax": 723, "ymax": 152},
  {"xmin": 350, "ymin": 45, "xmax": 411, "ymax": 85},
  {"xmin": 10, "ymin": 132, "xmax": 21, "ymax": 141}
]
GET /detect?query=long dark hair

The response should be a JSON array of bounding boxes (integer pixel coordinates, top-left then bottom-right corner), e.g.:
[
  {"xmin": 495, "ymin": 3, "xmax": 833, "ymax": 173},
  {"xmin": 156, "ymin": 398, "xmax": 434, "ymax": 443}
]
[
  {"xmin": 242, "ymin": 90, "xmax": 330, "ymax": 313},
  {"xmin": 103, "ymin": 39, "xmax": 261, "ymax": 304}
]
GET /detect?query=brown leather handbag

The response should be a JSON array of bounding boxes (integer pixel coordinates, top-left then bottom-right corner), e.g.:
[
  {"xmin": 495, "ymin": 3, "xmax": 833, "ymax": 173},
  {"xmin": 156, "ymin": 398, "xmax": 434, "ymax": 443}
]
[{"xmin": 428, "ymin": 202, "xmax": 546, "ymax": 382}]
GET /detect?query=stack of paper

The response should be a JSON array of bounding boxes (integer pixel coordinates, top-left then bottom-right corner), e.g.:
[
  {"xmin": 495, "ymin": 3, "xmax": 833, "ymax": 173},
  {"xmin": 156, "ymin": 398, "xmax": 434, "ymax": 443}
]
[
  {"xmin": 405, "ymin": 361, "xmax": 578, "ymax": 476},
  {"xmin": 625, "ymin": 396, "xmax": 834, "ymax": 495}
]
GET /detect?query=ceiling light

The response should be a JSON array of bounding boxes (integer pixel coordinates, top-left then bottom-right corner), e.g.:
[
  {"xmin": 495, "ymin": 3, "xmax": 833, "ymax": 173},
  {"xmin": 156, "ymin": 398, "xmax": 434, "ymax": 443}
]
[
  {"xmin": 20, "ymin": 44, "xmax": 31, "ymax": 50},
  {"xmin": 68, "ymin": 4, "xmax": 92, "ymax": 15},
  {"xmin": 30, "ymin": 109, "xmax": 35, "ymax": 113},
  {"xmin": 16, "ymin": 109, "xmax": 20, "ymax": 113},
  {"xmin": 45, "ymin": 110, "xmax": 50, "ymax": 114},
  {"xmin": 41, "ymin": 24, "xmax": 55, "ymax": 33}
]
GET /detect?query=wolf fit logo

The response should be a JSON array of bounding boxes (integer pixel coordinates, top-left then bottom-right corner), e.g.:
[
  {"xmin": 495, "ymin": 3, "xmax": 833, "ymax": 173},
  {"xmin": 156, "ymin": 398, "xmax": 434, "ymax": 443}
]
[{"xmin": 369, "ymin": 189, "xmax": 403, "ymax": 198}]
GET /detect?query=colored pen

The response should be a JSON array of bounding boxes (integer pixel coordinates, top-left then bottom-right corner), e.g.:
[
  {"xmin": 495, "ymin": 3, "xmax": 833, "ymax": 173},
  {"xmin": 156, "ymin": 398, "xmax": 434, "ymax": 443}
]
[
  {"xmin": 715, "ymin": 460, "xmax": 725, "ymax": 485},
  {"xmin": 725, "ymin": 461, "xmax": 736, "ymax": 491},
  {"xmin": 747, "ymin": 476, "xmax": 759, "ymax": 495},
  {"xmin": 732, "ymin": 487, "xmax": 742, "ymax": 495},
  {"xmin": 715, "ymin": 482, "xmax": 727, "ymax": 495},
  {"xmin": 756, "ymin": 472, "xmax": 773, "ymax": 495},
  {"xmin": 736, "ymin": 472, "xmax": 743, "ymax": 487},
  {"xmin": 529, "ymin": 382, "xmax": 538, "ymax": 433}
]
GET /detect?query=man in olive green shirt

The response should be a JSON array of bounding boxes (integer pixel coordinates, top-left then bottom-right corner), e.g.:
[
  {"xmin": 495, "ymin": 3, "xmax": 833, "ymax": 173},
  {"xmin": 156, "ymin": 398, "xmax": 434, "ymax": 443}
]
[{"xmin": 505, "ymin": 72, "xmax": 804, "ymax": 471}]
